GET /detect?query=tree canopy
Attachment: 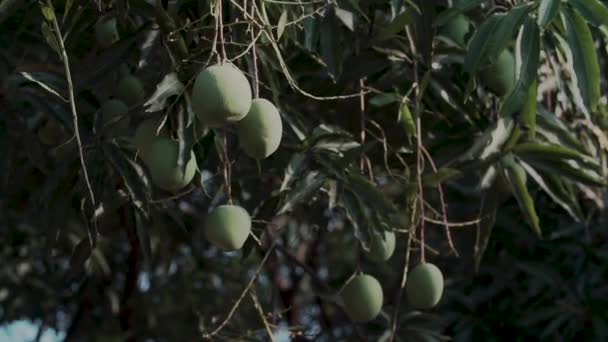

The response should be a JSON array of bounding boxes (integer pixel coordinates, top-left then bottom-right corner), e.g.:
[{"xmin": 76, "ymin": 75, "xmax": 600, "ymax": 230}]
[{"xmin": 1, "ymin": 0, "xmax": 608, "ymax": 341}]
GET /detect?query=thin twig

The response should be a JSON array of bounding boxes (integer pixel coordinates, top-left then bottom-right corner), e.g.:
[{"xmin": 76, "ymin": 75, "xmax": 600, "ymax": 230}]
[
  {"xmin": 222, "ymin": 129, "xmax": 233, "ymax": 204},
  {"xmin": 420, "ymin": 145, "xmax": 459, "ymax": 256},
  {"xmin": 423, "ymin": 216, "xmax": 481, "ymax": 227},
  {"xmin": 359, "ymin": 78, "xmax": 366, "ymax": 172},
  {"xmin": 47, "ymin": 0, "xmax": 97, "ymax": 244},
  {"xmin": 251, "ymin": 0, "xmax": 260, "ymax": 98},
  {"xmin": 218, "ymin": 0, "xmax": 227, "ymax": 61},
  {"xmin": 250, "ymin": 290, "xmax": 276, "ymax": 342},
  {"xmin": 202, "ymin": 242, "xmax": 276, "ymax": 339}
]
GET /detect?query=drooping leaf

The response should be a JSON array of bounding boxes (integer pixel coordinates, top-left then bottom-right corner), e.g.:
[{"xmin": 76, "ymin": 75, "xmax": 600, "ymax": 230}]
[
  {"xmin": 280, "ymin": 153, "xmax": 309, "ymax": 192},
  {"xmin": 474, "ymin": 179, "xmax": 503, "ymax": 272},
  {"xmin": 519, "ymin": 160, "xmax": 583, "ymax": 221},
  {"xmin": 423, "ymin": 167, "xmax": 462, "ymax": 187},
  {"xmin": 570, "ymin": 0, "xmax": 608, "ymax": 27},
  {"xmin": 464, "ymin": 4, "xmax": 531, "ymax": 75},
  {"xmin": 513, "ymin": 142, "xmax": 599, "ymax": 171},
  {"xmin": 457, "ymin": 116, "xmax": 514, "ymax": 162},
  {"xmin": 537, "ymin": 0, "xmax": 560, "ymax": 28},
  {"xmin": 398, "ymin": 97, "xmax": 416, "ymax": 144},
  {"xmin": 345, "ymin": 172, "xmax": 396, "ymax": 215},
  {"xmin": 375, "ymin": 9, "xmax": 414, "ymax": 41},
  {"xmin": 335, "ymin": 7, "xmax": 355, "ymax": 31},
  {"xmin": 501, "ymin": 17, "xmax": 540, "ymax": 118},
  {"xmin": 277, "ymin": 10, "xmax": 288, "ymax": 39},
  {"xmin": 520, "ymin": 78, "xmax": 538, "ymax": 139},
  {"xmin": 501, "ymin": 154, "xmax": 542, "ymax": 237},
  {"xmin": 144, "ymin": 72, "xmax": 185, "ymax": 112},
  {"xmin": 524, "ymin": 158, "xmax": 606, "ymax": 187},
  {"xmin": 560, "ymin": 7, "xmax": 600, "ymax": 114},
  {"xmin": 277, "ymin": 171, "xmax": 326, "ymax": 214}
]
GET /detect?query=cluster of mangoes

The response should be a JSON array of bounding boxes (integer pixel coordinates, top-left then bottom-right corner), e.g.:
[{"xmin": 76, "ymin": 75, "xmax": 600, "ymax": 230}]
[{"xmin": 339, "ymin": 230, "xmax": 445, "ymax": 322}]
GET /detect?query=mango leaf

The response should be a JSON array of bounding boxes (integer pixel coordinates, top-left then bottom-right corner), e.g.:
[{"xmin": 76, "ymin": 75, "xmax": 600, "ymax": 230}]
[
  {"xmin": 464, "ymin": 4, "xmax": 531, "ymax": 75},
  {"xmin": 474, "ymin": 179, "xmax": 502, "ymax": 272},
  {"xmin": 536, "ymin": 108, "xmax": 589, "ymax": 154},
  {"xmin": 537, "ymin": 0, "xmax": 560, "ymax": 28},
  {"xmin": 457, "ymin": 116, "xmax": 514, "ymax": 162},
  {"xmin": 512, "ymin": 142, "xmax": 599, "ymax": 171},
  {"xmin": 345, "ymin": 172, "xmax": 396, "ymax": 215},
  {"xmin": 375, "ymin": 9, "xmax": 414, "ymax": 41},
  {"xmin": 423, "ymin": 168, "xmax": 462, "ymax": 187},
  {"xmin": 520, "ymin": 78, "xmax": 538, "ymax": 139},
  {"xmin": 519, "ymin": 160, "xmax": 583, "ymax": 221},
  {"xmin": 41, "ymin": 22, "xmax": 60, "ymax": 55},
  {"xmin": 144, "ymin": 72, "xmax": 185, "ymax": 112},
  {"xmin": 340, "ymin": 189, "xmax": 372, "ymax": 250},
  {"xmin": 398, "ymin": 97, "xmax": 416, "ymax": 144},
  {"xmin": 523, "ymin": 158, "xmax": 606, "ymax": 187},
  {"xmin": 455, "ymin": 0, "xmax": 487, "ymax": 12},
  {"xmin": 501, "ymin": 18, "xmax": 540, "ymax": 118},
  {"xmin": 335, "ymin": 7, "xmax": 355, "ymax": 31},
  {"xmin": 501, "ymin": 154, "xmax": 541, "ymax": 237},
  {"xmin": 560, "ymin": 8, "xmax": 600, "ymax": 114},
  {"xmin": 39, "ymin": 2, "xmax": 55, "ymax": 22},
  {"xmin": 570, "ymin": 0, "xmax": 608, "ymax": 27},
  {"xmin": 280, "ymin": 153, "xmax": 308, "ymax": 192},
  {"xmin": 277, "ymin": 171, "xmax": 326, "ymax": 214},
  {"xmin": 277, "ymin": 10, "xmax": 288, "ymax": 39},
  {"xmin": 320, "ymin": 9, "xmax": 341, "ymax": 78}
]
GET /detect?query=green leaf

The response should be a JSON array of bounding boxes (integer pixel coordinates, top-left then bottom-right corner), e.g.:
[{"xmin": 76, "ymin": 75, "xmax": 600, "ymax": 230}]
[
  {"xmin": 375, "ymin": 9, "xmax": 414, "ymax": 41},
  {"xmin": 474, "ymin": 179, "xmax": 504, "ymax": 272},
  {"xmin": 536, "ymin": 108, "xmax": 589, "ymax": 154},
  {"xmin": 423, "ymin": 168, "xmax": 462, "ymax": 187},
  {"xmin": 345, "ymin": 172, "xmax": 396, "ymax": 215},
  {"xmin": 520, "ymin": 78, "xmax": 538, "ymax": 139},
  {"xmin": 280, "ymin": 153, "xmax": 308, "ymax": 192},
  {"xmin": 523, "ymin": 158, "xmax": 606, "ymax": 187},
  {"xmin": 537, "ymin": 0, "xmax": 560, "ymax": 28},
  {"xmin": 369, "ymin": 93, "xmax": 400, "ymax": 107},
  {"xmin": 501, "ymin": 18, "xmax": 540, "ymax": 118},
  {"xmin": 39, "ymin": 2, "xmax": 55, "ymax": 22},
  {"xmin": 143, "ymin": 72, "xmax": 185, "ymax": 112},
  {"xmin": 41, "ymin": 22, "xmax": 60, "ymax": 55},
  {"xmin": 512, "ymin": 142, "xmax": 599, "ymax": 170},
  {"xmin": 519, "ymin": 161, "xmax": 583, "ymax": 221},
  {"xmin": 501, "ymin": 154, "xmax": 541, "ymax": 237},
  {"xmin": 560, "ymin": 7, "xmax": 600, "ymax": 114},
  {"xmin": 277, "ymin": 10, "xmax": 288, "ymax": 40},
  {"xmin": 570, "ymin": 0, "xmax": 608, "ymax": 27},
  {"xmin": 398, "ymin": 98, "xmax": 416, "ymax": 144},
  {"xmin": 457, "ymin": 116, "xmax": 514, "ymax": 162},
  {"xmin": 277, "ymin": 171, "xmax": 326, "ymax": 214},
  {"xmin": 335, "ymin": 7, "xmax": 355, "ymax": 31},
  {"xmin": 455, "ymin": 0, "xmax": 487, "ymax": 12},
  {"xmin": 464, "ymin": 4, "xmax": 531, "ymax": 75}
]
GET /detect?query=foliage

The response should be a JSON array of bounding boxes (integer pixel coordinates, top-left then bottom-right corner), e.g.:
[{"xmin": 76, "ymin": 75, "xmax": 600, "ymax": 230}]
[{"xmin": 1, "ymin": 0, "xmax": 608, "ymax": 341}]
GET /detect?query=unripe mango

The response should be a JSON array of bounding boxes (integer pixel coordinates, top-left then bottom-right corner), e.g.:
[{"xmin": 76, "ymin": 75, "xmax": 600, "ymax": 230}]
[
  {"xmin": 191, "ymin": 64, "xmax": 252, "ymax": 127},
  {"xmin": 205, "ymin": 205, "xmax": 251, "ymax": 251},
  {"xmin": 236, "ymin": 98, "xmax": 282, "ymax": 159},
  {"xmin": 117, "ymin": 75, "xmax": 145, "ymax": 107},
  {"xmin": 406, "ymin": 263, "xmax": 444, "ymax": 309},
  {"xmin": 101, "ymin": 99, "xmax": 129, "ymax": 136},
  {"xmin": 133, "ymin": 119, "xmax": 168, "ymax": 161},
  {"xmin": 95, "ymin": 18, "xmax": 119, "ymax": 49},
  {"xmin": 441, "ymin": 14, "xmax": 473, "ymax": 47},
  {"xmin": 367, "ymin": 230, "xmax": 396, "ymax": 262},
  {"xmin": 340, "ymin": 274, "xmax": 383, "ymax": 322},
  {"xmin": 144, "ymin": 138, "xmax": 197, "ymax": 192},
  {"xmin": 480, "ymin": 50, "xmax": 515, "ymax": 97}
]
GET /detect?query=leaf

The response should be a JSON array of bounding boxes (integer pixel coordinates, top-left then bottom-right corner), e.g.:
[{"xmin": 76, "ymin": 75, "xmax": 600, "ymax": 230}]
[
  {"xmin": 280, "ymin": 153, "xmax": 308, "ymax": 191},
  {"xmin": 512, "ymin": 142, "xmax": 599, "ymax": 170},
  {"xmin": 501, "ymin": 154, "xmax": 541, "ymax": 237},
  {"xmin": 277, "ymin": 171, "xmax": 326, "ymax": 214},
  {"xmin": 519, "ymin": 161, "xmax": 583, "ymax": 221},
  {"xmin": 144, "ymin": 72, "xmax": 185, "ymax": 112},
  {"xmin": 520, "ymin": 78, "xmax": 538, "ymax": 139},
  {"xmin": 277, "ymin": 10, "xmax": 288, "ymax": 40},
  {"xmin": 457, "ymin": 116, "xmax": 514, "ymax": 162},
  {"xmin": 375, "ymin": 9, "xmax": 414, "ymax": 41},
  {"xmin": 335, "ymin": 7, "xmax": 355, "ymax": 31},
  {"xmin": 345, "ymin": 172, "xmax": 396, "ymax": 215},
  {"xmin": 18, "ymin": 71, "xmax": 67, "ymax": 101},
  {"xmin": 398, "ymin": 98, "xmax": 416, "ymax": 144},
  {"xmin": 474, "ymin": 179, "xmax": 503, "ymax": 272},
  {"xmin": 523, "ymin": 158, "xmax": 606, "ymax": 187},
  {"xmin": 501, "ymin": 18, "xmax": 540, "ymax": 119},
  {"xmin": 39, "ymin": 2, "xmax": 55, "ymax": 22},
  {"xmin": 340, "ymin": 189, "xmax": 372, "ymax": 250},
  {"xmin": 560, "ymin": 7, "xmax": 600, "ymax": 114},
  {"xmin": 40, "ymin": 22, "xmax": 60, "ymax": 55},
  {"xmin": 536, "ymin": 108, "xmax": 589, "ymax": 154},
  {"xmin": 464, "ymin": 4, "xmax": 531, "ymax": 75},
  {"xmin": 570, "ymin": 0, "xmax": 608, "ymax": 27},
  {"xmin": 423, "ymin": 168, "xmax": 462, "ymax": 187},
  {"xmin": 455, "ymin": 0, "xmax": 486, "ymax": 12},
  {"xmin": 369, "ymin": 93, "xmax": 400, "ymax": 107},
  {"xmin": 176, "ymin": 103, "xmax": 195, "ymax": 176},
  {"xmin": 70, "ymin": 237, "xmax": 92, "ymax": 273},
  {"xmin": 320, "ymin": 9, "xmax": 341, "ymax": 78},
  {"xmin": 537, "ymin": 0, "xmax": 560, "ymax": 28}
]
